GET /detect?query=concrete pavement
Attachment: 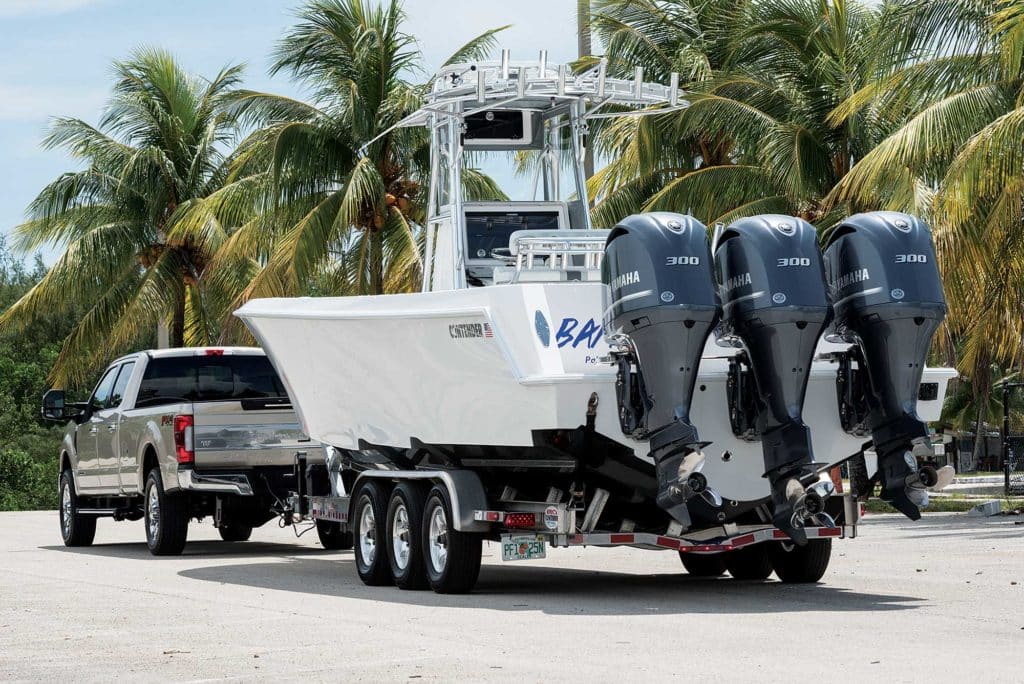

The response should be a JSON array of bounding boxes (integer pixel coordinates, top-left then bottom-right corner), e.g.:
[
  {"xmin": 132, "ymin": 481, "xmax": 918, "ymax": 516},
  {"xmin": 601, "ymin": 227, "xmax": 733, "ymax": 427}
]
[{"xmin": 0, "ymin": 510, "xmax": 1021, "ymax": 682}]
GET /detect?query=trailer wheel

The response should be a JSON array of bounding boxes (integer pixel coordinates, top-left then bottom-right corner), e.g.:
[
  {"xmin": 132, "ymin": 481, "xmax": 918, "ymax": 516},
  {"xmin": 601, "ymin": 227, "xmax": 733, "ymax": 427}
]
[
  {"xmin": 679, "ymin": 552, "xmax": 727, "ymax": 577},
  {"xmin": 770, "ymin": 539, "xmax": 832, "ymax": 583},
  {"xmin": 59, "ymin": 470, "xmax": 96, "ymax": 547},
  {"xmin": 352, "ymin": 480, "xmax": 392, "ymax": 586},
  {"xmin": 144, "ymin": 468, "xmax": 189, "ymax": 556},
  {"xmin": 315, "ymin": 520, "xmax": 353, "ymax": 550},
  {"xmin": 217, "ymin": 524, "xmax": 252, "ymax": 542},
  {"xmin": 386, "ymin": 483, "xmax": 429, "ymax": 590},
  {"xmin": 422, "ymin": 486, "xmax": 481, "ymax": 594},
  {"xmin": 724, "ymin": 545, "xmax": 774, "ymax": 580}
]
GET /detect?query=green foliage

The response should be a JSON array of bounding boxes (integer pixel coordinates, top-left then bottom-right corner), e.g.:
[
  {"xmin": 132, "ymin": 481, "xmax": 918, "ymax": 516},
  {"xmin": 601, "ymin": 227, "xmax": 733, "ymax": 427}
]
[
  {"xmin": 0, "ymin": 237, "xmax": 76, "ymax": 510},
  {"xmin": 0, "ymin": 49, "xmax": 249, "ymax": 387}
]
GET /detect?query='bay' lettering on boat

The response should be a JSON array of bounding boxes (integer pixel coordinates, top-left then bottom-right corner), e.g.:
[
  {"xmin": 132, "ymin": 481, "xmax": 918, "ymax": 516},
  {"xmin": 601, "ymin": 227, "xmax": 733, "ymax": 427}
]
[{"xmin": 556, "ymin": 318, "xmax": 604, "ymax": 349}]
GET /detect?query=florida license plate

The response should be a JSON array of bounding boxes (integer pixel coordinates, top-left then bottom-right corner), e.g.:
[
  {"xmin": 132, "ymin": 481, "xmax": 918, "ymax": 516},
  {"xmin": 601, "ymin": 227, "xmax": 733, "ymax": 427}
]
[{"xmin": 501, "ymin": 536, "xmax": 546, "ymax": 562}]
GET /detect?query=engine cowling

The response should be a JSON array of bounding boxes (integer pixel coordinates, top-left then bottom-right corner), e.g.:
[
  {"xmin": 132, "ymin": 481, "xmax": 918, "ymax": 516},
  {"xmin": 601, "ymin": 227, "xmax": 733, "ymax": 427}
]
[
  {"xmin": 823, "ymin": 211, "xmax": 947, "ymax": 519},
  {"xmin": 713, "ymin": 214, "xmax": 831, "ymax": 543},
  {"xmin": 603, "ymin": 213, "xmax": 720, "ymax": 528}
]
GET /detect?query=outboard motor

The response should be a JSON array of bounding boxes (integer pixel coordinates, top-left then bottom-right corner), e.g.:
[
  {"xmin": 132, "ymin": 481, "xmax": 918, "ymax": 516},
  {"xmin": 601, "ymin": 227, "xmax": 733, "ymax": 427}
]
[
  {"xmin": 713, "ymin": 215, "xmax": 831, "ymax": 544},
  {"xmin": 823, "ymin": 211, "xmax": 947, "ymax": 520},
  {"xmin": 603, "ymin": 213, "xmax": 720, "ymax": 529}
]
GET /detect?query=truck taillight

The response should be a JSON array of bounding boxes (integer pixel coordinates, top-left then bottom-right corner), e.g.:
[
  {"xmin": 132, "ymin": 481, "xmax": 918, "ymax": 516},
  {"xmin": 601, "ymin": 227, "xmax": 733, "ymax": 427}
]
[{"xmin": 173, "ymin": 415, "xmax": 194, "ymax": 464}]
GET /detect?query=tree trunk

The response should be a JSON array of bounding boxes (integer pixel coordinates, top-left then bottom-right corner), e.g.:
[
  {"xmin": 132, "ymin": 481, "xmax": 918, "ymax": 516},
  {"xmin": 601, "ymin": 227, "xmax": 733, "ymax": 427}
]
[
  {"xmin": 371, "ymin": 229, "xmax": 384, "ymax": 295},
  {"xmin": 171, "ymin": 288, "xmax": 186, "ymax": 348}
]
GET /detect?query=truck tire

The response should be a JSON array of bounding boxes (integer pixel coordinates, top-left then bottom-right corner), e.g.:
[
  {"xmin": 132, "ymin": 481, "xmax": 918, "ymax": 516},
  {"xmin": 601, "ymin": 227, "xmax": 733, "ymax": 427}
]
[
  {"xmin": 315, "ymin": 520, "xmax": 353, "ymax": 550},
  {"xmin": 770, "ymin": 539, "xmax": 832, "ymax": 583},
  {"xmin": 59, "ymin": 470, "xmax": 96, "ymax": 547},
  {"xmin": 352, "ymin": 480, "xmax": 392, "ymax": 586},
  {"xmin": 679, "ymin": 552, "xmax": 726, "ymax": 577},
  {"xmin": 724, "ymin": 544, "xmax": 774, "ymax": 580},
  {"xmin": 144, "ymin": 469, "xmax": 189, "ymax": 556},
  {"xmin": 218, "ymin": 524, "xmax": 253, "ymax": 542},
  {"xmin": 386, "ymin": 482, "xmax": 429, "ymax": 590},
  {"xmin": 421, "ymin": 486, "xmax": 481, "ymax": 594}
]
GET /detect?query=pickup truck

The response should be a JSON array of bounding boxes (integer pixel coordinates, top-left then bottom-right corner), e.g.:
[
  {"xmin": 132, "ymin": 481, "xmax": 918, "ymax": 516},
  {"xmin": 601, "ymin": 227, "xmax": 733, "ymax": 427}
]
[{"xmin": 42, "ymin": 347, "xmax": 350, "ymax": 555}]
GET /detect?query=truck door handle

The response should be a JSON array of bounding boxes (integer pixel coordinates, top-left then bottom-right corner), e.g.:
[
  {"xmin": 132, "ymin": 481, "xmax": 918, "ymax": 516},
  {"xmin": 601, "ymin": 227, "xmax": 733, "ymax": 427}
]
[
  {"xmin": 107, "ymin": 424, "xmax": 117, "ymax": 433},
  {"xmin": 88, "ymin": 427, "xmax": 99, "ymax": 435}
]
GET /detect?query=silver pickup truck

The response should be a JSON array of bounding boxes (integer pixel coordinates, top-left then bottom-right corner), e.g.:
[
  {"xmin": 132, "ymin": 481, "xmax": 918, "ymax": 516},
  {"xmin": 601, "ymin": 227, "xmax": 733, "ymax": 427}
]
[{"xmin": 42, "ymin": 347, "xmax": 349, "ymax": 555}]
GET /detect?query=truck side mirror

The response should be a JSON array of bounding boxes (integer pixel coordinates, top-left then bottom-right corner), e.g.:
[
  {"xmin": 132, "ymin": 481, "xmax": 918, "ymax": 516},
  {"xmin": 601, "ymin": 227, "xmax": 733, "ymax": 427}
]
[{"xmin": 41, "ymin": 389, "xmax": 67, "ymax": 422}]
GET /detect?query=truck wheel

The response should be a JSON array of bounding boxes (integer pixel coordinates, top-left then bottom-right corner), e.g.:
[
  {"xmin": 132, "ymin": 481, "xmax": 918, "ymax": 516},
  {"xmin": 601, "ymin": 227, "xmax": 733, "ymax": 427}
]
[
  {"xmin": 679, "ymin": 552, "xmax": 726, "ymax": 577},
  {"xmin": 724, "ymin": 545, "xmax": 774, "ymax": 580},
  {"xmin": 386, "ymin": 482, "xmax": 429, "ymax": 590},
  {"xmin": 421, "ymin": 486, "xmax": 481, "ymax": 594},
  {"xmin": 352, "ymin": 480, "xmax": 392, "ymax": 586},
  {"xmin": 315, "ymin": 520, "xmax": 353, "ymax": 550},
  {"xmin": 144, "ymin": 469, "xmax": 189, "ymax": 556},
  {"xmin": 218, "ymin": 524, "xmax": 253, "ymax": 542},
  {"xmin": 59, "ymin": 470, "xmax": 96, "ymax": 547},
  {"xmin": 770, "ymin": 539, "xmax": 832, "ymax": 583}
]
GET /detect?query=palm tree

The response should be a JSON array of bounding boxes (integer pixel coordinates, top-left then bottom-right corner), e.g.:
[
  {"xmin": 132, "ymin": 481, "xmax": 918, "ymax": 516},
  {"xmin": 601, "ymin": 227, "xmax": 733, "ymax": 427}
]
[
  {"xmin": 826, "ymin": 0, "xmax": 1024, "ymax": 457},
  {"xmin": 0, "ymin": 49, "xmax": 248, "ymax": 386},
  {"xmin": 586, "ymin": 0, "xmax": 890, "ymax": 230},
  {"xmin": 222, "ymin": 0, "xmax": 507, "ymax": 303}
]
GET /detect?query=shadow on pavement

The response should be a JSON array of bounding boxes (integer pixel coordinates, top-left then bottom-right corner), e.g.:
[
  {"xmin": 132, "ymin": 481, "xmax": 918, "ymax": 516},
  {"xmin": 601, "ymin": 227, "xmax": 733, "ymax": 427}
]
[
  {"xmin": 177, "ymin": 555, "xmax": 926, "ymax": 616},
  {"xmin": 40, "ymin": 540, "xmax": 328, "ymax": 560}
]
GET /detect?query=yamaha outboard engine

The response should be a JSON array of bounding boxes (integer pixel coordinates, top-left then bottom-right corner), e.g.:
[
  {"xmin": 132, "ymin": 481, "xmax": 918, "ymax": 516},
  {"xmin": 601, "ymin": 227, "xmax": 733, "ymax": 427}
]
[
  {"xmin": 823, "ymin": 211, "xmax": 947, "ymax": 520},
  {"xmin": 713, "ymin": 215, "xmax": 831, "ymax": 544},
  {"xmin": 603, "ymin": 213, "xmax": 720, "ymax": 529}
]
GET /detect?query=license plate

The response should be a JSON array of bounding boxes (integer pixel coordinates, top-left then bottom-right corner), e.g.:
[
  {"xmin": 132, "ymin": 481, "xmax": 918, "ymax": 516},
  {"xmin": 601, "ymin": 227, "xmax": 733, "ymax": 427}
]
[{"xmin": 501, "ymin": 535, "xmax": 546, "ymax": 562}]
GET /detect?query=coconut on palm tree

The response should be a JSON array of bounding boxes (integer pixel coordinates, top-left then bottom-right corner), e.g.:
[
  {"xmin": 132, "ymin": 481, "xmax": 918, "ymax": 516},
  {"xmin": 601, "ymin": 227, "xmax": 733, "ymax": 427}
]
[{"xmin": 0, "ymin": 49, "xmax": 248, "ymax": 386}]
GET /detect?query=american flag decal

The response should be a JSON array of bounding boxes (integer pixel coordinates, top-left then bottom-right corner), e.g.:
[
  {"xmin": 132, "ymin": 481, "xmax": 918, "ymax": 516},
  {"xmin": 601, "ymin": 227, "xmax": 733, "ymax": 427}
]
[{"xmin": 484, "ymin": 323, "xmax": 494, "ymax": 338}]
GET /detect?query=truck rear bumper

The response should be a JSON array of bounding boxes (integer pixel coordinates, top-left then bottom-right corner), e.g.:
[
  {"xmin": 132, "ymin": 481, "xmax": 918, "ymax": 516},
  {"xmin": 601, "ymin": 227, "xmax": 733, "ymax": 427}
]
[{"xmin": 177, "ymin": 466, "xmax": 254, "ymax": 496}]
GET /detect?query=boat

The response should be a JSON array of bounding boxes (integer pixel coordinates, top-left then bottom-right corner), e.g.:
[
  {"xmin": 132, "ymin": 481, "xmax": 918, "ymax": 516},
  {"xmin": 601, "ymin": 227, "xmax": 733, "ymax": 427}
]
[{"xmin": 236, "ymin": 52, "xmax": 956, "ymax": 580}]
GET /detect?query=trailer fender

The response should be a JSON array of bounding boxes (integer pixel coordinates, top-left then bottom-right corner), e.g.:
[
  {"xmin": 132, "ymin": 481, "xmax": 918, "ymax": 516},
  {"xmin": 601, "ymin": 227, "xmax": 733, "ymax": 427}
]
[{"xmin": 353, "ymin": 470, "xmax": 490, "ymax": 532}]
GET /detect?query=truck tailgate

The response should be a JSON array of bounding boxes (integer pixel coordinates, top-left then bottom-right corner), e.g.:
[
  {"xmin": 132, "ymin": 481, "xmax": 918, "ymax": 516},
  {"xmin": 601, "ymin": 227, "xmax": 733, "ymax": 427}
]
[{"xmin": 192, "ymin": 399, "xmax": 313, "ymax": 468}]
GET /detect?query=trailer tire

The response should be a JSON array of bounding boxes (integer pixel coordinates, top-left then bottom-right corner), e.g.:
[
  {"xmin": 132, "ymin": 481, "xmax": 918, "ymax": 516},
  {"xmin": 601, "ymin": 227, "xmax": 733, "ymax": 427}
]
[
  {"xmin": 422, "ymin": 486, "xmax": 481, "ymax": 594},
  {"xmin": 352, "ymin": 480, "xmax": 392, "ymax": 586},
  {"xmin": 217, "ymin": 524, "xmax": 253, "ymax": 542},
  {"xmin": 724, "ymin": 545, "xmax": 774, "ymax": 580},
  {"xmin": 316, "ymin": 520, "xmax": 353, "ymax": 550},
  {"xmin": 770, "ymin": 539, "xmax": 832, "ymax": 583},
  {"xmin": 144, "ymin": 469, "xmax": 189, "ymax": 556},
  {"xmin": 386, "ymin": 483, "xmax": 429, "ymax": 590},
  {"xmin": 679, "ymin": 552, "xmax": 727, "ymax": 577},
  {"xmin": 59, "ymin": 470, "xmax": 96, "ymax": 547}
]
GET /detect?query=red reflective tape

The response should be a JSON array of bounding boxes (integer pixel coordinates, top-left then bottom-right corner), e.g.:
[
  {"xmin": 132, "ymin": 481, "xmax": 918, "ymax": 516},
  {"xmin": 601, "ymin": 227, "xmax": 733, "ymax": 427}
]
[
  {"xmin": 730, "ymin": 534, "xmax": 756, "ymax": 547},
  {"xmin": 773, "ymin": 530, "xmax": 789, "ymax": 539},
  {"xmin": 816, "ymin": 527, "xmax": 842, "ymax": 537},
  {"xmin": 610, "ymin": 534, "xmax": 635, "ymax": 544},
  {"xmin": 656, "ymin": 536, "xmax": 680, "ymax": 549}
]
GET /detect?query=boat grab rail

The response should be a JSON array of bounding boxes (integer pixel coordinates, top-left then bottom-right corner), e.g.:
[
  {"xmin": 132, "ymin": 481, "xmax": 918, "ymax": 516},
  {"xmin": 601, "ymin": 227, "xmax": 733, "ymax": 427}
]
[{"xmin": 490, "ymin": 231, "xmax": 607, "ymax": 282}]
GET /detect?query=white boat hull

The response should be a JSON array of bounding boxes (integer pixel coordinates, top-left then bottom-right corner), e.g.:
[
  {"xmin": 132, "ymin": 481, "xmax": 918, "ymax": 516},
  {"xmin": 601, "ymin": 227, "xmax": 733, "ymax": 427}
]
[{"xmin": 237, "ymin": 282, "xmax": 955, "ymax": 503}]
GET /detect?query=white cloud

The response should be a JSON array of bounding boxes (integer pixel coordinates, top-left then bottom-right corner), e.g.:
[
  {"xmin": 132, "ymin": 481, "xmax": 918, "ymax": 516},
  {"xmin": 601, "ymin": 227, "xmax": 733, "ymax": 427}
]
[
  {"xmin": 0, "ymin": 83, "xmax": 106, "ymax": 122},
  {"xmin": 0, "ymin": 0, "xmax": 102, "ymax": 18}
]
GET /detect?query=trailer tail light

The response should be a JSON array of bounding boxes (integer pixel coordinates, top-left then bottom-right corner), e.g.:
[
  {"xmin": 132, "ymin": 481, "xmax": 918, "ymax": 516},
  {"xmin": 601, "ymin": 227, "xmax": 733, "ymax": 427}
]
[
  {"xmin": 504, "ymin": 513, "xmax": 536, "ymax": 529},
  {"xmin": 173, "ymin": 415, "xmax": 194, "ymax": 464}
]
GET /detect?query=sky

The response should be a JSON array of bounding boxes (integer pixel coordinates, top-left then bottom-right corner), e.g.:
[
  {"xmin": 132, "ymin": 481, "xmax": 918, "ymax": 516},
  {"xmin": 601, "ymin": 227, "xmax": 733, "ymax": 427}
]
[{"xmin": 0, "ymin": 0, "xmax": 582, "ymax": 262}]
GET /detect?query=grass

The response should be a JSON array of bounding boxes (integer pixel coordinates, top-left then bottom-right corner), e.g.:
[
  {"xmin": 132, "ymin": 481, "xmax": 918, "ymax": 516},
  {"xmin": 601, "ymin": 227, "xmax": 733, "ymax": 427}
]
[{"xmin": 863, "ymin": 496, "xmax": 1024, "ymax": 514}]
